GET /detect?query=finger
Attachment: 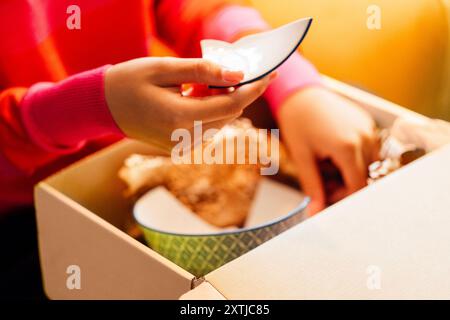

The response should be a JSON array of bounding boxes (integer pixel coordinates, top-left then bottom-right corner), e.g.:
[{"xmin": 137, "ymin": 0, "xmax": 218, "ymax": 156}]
[
  {"xmin": 292, "ymin": 147, "xmax": 326, "ymax": 216},
  {"xmin": 181, "ymin": 83, "xmax": 234, "ymax": 97},
  {"xmin": 184, "ymin": 114, "xmax": 241, "ymax": 131},
  {"xmin": 327, "ymin": 186, "xmax": 347, "ymax": 204},
  {"xmin": 172, "ymin": 74, "xmax": 274, "ymax": 122},
  {"xmin": 179, "ymin": 115, "xmax": 241, "ymax": 160},
  {"xmin": 371, "ymin": 133, "xmax": 382, "ymax": 162},
  {"xmin": 332, "ymin": 143, "xmax": 367, "ymax": 195},
  {"xmin": 154, "ymin": 58, "xmax": 244, "ymax": 87},
  {"xmin": 361, "ymin": 131, "xmax": 381, "ymax": 165},
  {"xmin": 202, "ymin": 114, "xmax": 241, "ymax": 131},
  {"xmin": 165, "ymin": 85, "xmax": 230, "ymax": 97}
]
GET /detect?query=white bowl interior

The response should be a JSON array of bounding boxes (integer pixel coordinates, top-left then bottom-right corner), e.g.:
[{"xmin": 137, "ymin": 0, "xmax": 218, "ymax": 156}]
[
  {"xmin": 133, "ymin": 179, "xmax": 308, "ymax": 236},
  {"xmin": 201, "ymin": 17, "xmax": 313, "ymax": 85}
]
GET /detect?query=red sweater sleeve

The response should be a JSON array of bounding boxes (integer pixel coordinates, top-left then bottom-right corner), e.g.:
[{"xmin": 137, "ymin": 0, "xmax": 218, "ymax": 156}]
[
  {"xmin": 0, "ymin": 66, "xmax": 123, "ymax": 175},
  {"xmin": 153, "ymin": 0, "xmax": 250, "ymax": 57}
]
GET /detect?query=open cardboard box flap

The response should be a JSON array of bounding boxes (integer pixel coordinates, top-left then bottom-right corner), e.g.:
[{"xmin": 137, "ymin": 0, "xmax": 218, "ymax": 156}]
[
  {"xmin": 36, "ymin": 141, "xmax": 197, "ymax": 299},
  {"xmin": 35, "ymin": 76, "xmax": 449, "ymax": 299},
  {"xmin": 181, "ymin": 78, "xmax": 450, "ymax": 299},
  {"xmin": 181, "ymin": 144, "xmax": 450, "ymax": 299}
]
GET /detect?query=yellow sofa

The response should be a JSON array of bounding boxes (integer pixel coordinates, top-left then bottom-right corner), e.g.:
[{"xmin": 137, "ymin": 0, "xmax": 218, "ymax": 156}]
[{"xmin": 252, "ymin": 0, "xmax": 450, "ymax": 120}]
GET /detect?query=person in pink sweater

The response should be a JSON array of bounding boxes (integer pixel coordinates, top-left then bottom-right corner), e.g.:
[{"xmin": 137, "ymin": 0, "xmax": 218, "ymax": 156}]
[{"xmin": 0, "ymin": 0, "xmax": 378, "ymax": 217}]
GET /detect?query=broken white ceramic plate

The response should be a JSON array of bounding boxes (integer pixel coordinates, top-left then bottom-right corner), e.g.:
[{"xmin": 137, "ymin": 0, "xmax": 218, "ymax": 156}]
[{"xmin": 201, "ymin": 17, "xmax": 313, "ymax": 87}]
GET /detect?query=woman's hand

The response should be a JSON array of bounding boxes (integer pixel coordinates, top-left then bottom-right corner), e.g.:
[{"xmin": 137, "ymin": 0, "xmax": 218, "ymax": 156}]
[
  {"xmin": 278, "ymin": 86, "xmax": 380, "ymax": 215},
  {"xmin": 105, "ymin": 57, "xmax": 274, "ymax": 151}
]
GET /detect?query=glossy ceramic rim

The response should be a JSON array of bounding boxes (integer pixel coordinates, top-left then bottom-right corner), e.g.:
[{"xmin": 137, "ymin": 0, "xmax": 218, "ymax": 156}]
[
  {"xmin": 133, "ymin": 196, "xmax": 310, "ymax": 237},
  {"xmin": 207, "ymin": 17, "xmax": 313, "ymax": 88}
]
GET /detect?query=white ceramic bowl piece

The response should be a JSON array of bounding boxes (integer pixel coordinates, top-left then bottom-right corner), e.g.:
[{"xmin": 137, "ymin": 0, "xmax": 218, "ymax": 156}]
[{"xmin": 201, "ymin": 17, "xmax": 313, "ymax": 87}]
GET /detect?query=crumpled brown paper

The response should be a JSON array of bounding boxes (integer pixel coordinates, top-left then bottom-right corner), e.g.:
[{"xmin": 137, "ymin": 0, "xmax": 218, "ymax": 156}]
[{"xmin": 119, "ymin": 118, "xmax": 285, "ymax": 228}]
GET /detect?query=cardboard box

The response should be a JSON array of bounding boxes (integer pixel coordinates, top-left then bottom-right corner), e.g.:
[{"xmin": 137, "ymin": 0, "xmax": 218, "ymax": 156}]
[
  {"xmin": 35, "ymin": 76, "xmax": 450, "ymax": 299},
  {"xmin": 182, "ymin": 144, "xmax": 450, "ymax": 299}
]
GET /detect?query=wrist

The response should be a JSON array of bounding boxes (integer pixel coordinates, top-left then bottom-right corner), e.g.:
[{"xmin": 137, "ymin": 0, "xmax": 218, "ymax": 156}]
[
  {"xmin": 264, "ymin": 53, "xmax": 322, "ymax": 119},
  {"xmin": 278, "ymin": 84, "xmax": 325, "ymax": 116}
]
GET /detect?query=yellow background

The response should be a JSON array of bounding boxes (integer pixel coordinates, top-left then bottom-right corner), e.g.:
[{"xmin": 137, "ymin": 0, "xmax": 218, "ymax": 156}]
[
  {"xmin": 251, "ymin": 0, "xmax": 450, "ymax": 120},
  {"xmin": 152, "ymin": 0, "xmax": 450, "ymax": 120}
]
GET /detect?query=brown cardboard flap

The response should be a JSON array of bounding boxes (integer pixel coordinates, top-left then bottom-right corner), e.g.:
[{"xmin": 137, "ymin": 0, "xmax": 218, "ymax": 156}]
[
  {"xmin": 322, "ymin": 76, "xmax": 429, "ymax": 128},
  {"xmin": 44, "ymin": 139, "xmax": 161, "ymax": 228},
  {"xmin": 205, "ymin": 145, "xmax": 450, "ymax": 299},
  {"xmin": 36, "ymin": 139, "xmax": 195, "ymax": 299},
  {"xmin": 35, "ymin": 183, "xmax": 193, "ymax": 299},
  {"xmin": 179, "ymin": 282, "xmax": 226, "ymax": 300}
]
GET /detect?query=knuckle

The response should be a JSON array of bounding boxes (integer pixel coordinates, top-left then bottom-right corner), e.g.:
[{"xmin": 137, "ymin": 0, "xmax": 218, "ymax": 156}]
[
  {"xmin": 149, "ymin": 57, "xmax": 172, "ymax": 77},
  {"xmin": 194, "ymin": 61, "xmax": 209, "ymax": 81},
  {"xmin": 360, "ymin": 130, "xmax": 373, "ymax": 143},
  {"xmin": 154, "ymin": 57, "xmax": 171, "ymax": 69}
]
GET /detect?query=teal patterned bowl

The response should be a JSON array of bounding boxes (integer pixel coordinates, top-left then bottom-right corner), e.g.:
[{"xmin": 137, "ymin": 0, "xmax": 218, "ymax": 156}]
[{"xmin": 134, "ymin": 197, "xmax": 309, "ymax": 277}]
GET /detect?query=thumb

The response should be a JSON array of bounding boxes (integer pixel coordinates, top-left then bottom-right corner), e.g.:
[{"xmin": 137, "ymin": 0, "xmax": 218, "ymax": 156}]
[{"xmin": 155, "ymin": 58, "xmax": 244, "ymax": 87}]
